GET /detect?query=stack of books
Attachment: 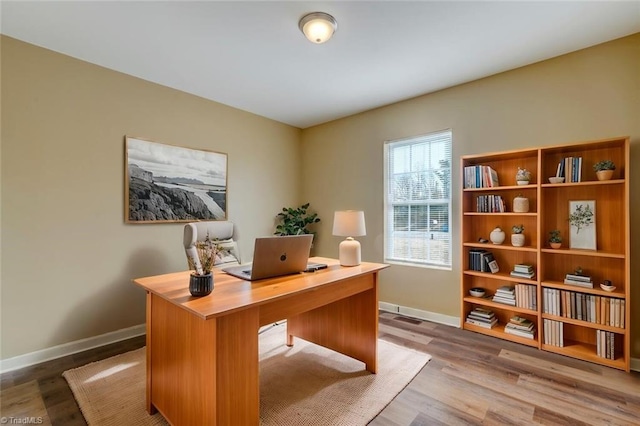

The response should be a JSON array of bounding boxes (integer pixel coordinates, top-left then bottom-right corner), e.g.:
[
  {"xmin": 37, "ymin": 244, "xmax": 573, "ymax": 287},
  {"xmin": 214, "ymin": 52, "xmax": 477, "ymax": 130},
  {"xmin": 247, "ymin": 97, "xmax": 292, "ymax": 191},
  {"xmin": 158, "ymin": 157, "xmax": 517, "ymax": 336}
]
[
  {"xmin": 543, "ymin": 319, "xmax": 564, "ymax": 347},
  {"xmin": 468, "ymin": 249, "xmax": 499, "ymax": 273},
  {"xmin": 464, "ymin": 165, "xmax": 499, "ymax": 189},
  {"xmin": 596, "ymin": 330, "xmax": 616, "ymax": 360},
  {"xmin": 555, "ymin": 156, "xmax": 583, "ymax": 183},
  {"xmin": 492, "ymin": 285, "xmax": 516, "ymax": 306},
  {"xmin": 563, "ymin": 273, "xmax": 593, "ymax": 288},
  {"xmin": 504, "ymin": 316, "xmax": 535, "ymax": 339},
  {"xmin": 510, "ymin": 264, "xmax": 535, "ymax": 279},
  {"xmin": 465, "ymin": 307, "xmax": 497, "ymax": 329},
  {"xmin": 515, "ymin": 283, "xmax": 537, "ymax": 310}
]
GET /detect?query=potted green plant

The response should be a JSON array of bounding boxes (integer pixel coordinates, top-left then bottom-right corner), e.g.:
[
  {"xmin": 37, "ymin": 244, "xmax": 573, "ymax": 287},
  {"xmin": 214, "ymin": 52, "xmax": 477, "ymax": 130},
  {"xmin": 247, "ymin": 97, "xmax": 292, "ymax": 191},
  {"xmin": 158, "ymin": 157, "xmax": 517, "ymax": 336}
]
[
  {"xmin": 275, "ymin": 202, "xmax": 321, "ymax": 236},
  {"xmin": 516, "ymin": 167, "xmax": 531, "ymax": 185},
  {"xmin": 511, "ymin": 224, "xmax": 525, "ymax": 247},
  {"xmin": 186, "ymin": 234, "xmax": 221, "ymax": 297},
  {"xmin": 593, "ymin": 160, "xmax": 615, "ymax": 181},
  {"xmin": 549, "ymin": 229, "xmax": 562, "ymax": 249}
]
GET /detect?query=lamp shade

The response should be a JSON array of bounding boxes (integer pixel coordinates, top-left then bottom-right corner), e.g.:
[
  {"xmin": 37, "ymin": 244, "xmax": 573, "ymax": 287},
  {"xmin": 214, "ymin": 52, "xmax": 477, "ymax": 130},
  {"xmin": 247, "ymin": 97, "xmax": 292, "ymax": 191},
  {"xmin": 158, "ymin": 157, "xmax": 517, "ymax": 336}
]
[
  {"xmin": 299, "ymin": 12, "xmax": 337, "ymax": 44},
  {"xmin": 332, "ymin": 210, "xmax": 366, "ymax": 237}
]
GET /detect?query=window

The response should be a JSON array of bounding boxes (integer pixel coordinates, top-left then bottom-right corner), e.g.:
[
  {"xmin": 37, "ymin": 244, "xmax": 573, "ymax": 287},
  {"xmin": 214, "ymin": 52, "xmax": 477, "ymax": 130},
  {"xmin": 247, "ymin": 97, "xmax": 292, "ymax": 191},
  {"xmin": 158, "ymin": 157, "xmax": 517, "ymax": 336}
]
[{"xmin": 383, "ymin": 130, "xmax": 452, "ymax": 269}]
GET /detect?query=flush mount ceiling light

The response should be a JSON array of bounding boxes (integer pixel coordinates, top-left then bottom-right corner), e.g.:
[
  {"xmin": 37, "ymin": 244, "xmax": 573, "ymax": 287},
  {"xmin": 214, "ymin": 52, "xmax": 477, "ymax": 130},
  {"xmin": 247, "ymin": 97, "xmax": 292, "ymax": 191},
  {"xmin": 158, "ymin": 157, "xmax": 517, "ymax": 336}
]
[{"xmin": 299, "ymin": 12, "xmax": 337, "ymax": 44}]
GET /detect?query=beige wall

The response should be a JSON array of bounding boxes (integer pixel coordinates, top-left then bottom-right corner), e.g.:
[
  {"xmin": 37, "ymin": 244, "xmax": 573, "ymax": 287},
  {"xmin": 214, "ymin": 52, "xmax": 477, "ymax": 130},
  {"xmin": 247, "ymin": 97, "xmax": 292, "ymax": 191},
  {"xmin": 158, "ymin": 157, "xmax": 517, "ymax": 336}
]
[
  {"xmin": 302, "ymin": 34, "xmax": 640, "ymax": 357},
  {"xmin": 2, "ymin": 34, "xmax": 639, "ymax": 362},
  {"xmin": 1, "ymin": 37, "xmax": 302, "ymax": 359}
]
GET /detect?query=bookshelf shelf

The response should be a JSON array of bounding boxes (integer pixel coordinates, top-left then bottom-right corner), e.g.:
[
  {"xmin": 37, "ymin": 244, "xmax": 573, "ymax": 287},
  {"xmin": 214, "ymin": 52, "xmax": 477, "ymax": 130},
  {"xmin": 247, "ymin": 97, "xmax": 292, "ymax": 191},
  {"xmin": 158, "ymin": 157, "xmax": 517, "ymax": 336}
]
[
  {"xmin": 541, "ymin": 280, "xmax": 626, "ymax": 298},
  {"xmin": 463, "ymin": 296, "xmax": 537, "ymax": 316},
  {"xmin": 463, "ymin": 323, "xmax": 539, "ymax": 348},
  {"xmin": 464, "ymin": 242, "xmax": 537, "ymax": 253},
  {"xmin": 463, "ymin": 270, "xmax": 538, "ymax": 285},
  {"xmin": 540, "ymin": 248, "xmax": 625, "ymax": 258},
  {"xmin": 461, "ymin": 136, "xmax": 630, "ymax": 371},
  {"xmin": 542, "ymin": 341, "xmax": 625, "ymax": 370},
  {"xmin": 541, "ymin": 313, "xmax": 626, "ymax": 334},
  {"xmin": 463, "ymin": 212, "xmax": 537, "ymax": 216}
]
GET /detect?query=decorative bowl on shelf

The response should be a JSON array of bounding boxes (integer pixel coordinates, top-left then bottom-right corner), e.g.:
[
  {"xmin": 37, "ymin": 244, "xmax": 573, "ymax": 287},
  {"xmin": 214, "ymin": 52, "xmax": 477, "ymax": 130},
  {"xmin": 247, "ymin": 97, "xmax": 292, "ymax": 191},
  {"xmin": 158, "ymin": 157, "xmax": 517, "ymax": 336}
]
[
  {"xmin": 469, "ymin": 287, "xmax": 486, "ymax": 297},
  {"xmin": 600, "ymin": 283, "xmax": 616, "ymax": 292},
  {"xmin": 548, "ymin": 177, "xmax": 565, "ymax": 184}
]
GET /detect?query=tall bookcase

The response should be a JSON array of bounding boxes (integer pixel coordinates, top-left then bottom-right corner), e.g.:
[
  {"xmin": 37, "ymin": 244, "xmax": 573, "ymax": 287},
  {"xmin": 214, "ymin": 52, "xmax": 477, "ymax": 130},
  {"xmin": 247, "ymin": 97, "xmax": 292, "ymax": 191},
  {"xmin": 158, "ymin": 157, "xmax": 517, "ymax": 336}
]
[{"xmin": 460, "ymin": 136, "xmax": 630, "ymax": 371}]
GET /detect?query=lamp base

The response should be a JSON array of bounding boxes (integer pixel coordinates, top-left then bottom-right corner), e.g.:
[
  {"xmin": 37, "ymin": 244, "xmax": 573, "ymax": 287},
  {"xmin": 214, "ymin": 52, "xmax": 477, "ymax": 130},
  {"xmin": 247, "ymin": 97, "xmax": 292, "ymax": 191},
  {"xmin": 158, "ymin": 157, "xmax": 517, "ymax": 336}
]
[{"xmin": 339, "ymin": 237, "xmax": 361, "ymax": 266}]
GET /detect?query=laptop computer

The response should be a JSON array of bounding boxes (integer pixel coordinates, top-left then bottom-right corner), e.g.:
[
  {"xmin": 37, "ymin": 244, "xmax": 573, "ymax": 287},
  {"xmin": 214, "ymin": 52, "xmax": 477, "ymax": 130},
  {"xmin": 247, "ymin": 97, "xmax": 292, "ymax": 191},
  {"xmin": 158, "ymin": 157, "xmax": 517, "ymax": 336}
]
[{"xmin": 222, "ymin": 234, "xmax": 313, "ymax": 281}]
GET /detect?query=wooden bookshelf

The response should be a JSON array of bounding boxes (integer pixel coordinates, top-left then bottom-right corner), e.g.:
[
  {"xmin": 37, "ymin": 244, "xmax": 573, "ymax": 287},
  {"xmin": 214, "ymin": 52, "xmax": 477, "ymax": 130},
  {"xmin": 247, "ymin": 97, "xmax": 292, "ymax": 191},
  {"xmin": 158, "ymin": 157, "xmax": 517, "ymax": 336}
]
[{"xmin": 460, "ymin": 136, "xmax": 630, "ymax": 371}]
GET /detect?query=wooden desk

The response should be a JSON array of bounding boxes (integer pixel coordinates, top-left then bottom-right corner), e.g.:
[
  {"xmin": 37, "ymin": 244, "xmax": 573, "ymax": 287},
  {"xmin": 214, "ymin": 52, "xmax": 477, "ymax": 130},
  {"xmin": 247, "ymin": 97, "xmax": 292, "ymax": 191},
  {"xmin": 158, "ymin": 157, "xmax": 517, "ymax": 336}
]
[{"xmin": 133, "ymin": 257, "xmax": 389, "ymax": 425}]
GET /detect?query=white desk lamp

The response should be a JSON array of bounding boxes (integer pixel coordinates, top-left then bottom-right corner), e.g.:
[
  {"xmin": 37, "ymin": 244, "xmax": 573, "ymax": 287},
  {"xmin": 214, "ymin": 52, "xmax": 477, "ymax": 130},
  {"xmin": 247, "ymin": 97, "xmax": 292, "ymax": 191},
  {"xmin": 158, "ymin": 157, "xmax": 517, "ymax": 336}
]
[{"xmin": 332, "ymin": 210, "xmax": 366, "ymax": 266}]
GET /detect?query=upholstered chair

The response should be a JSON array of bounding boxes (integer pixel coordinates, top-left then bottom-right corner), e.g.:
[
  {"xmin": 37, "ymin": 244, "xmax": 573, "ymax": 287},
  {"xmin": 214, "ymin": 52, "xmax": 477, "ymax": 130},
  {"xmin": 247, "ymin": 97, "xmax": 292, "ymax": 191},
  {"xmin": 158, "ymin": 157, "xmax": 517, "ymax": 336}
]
[{"xmin": 183, "ymin": 221, "xmax": 240, "ymax": 271}]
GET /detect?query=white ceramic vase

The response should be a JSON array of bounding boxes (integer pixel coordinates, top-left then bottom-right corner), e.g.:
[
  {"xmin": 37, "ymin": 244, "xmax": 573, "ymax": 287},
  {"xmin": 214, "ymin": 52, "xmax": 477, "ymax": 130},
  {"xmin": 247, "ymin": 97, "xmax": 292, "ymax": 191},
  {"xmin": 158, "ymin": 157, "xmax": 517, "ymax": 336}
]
[{"xmin": 490, "ymin": 227, "xmax": 506, "ymax": 245}]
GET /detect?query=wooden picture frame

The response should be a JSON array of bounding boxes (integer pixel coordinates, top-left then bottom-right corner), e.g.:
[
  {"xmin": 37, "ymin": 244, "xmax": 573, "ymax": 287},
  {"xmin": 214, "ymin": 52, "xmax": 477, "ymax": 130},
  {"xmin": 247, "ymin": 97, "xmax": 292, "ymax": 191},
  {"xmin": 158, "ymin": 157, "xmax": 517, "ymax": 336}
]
[{"xmin": 125, "ymin": 136, "xmax": 227, "ymax": 223}]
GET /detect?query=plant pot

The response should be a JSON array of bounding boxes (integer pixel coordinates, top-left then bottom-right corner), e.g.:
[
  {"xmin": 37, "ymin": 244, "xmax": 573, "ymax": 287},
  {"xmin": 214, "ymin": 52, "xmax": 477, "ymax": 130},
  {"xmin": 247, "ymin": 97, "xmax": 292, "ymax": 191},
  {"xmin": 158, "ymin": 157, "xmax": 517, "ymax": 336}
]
[
  {"xmin": 511, "ymin": 233, "xmax": 525, "ymax": 247},
  {"xmin": 596, "ymin": 170, "xmax": 614, "ymax": 181},
  {"xmin": 516, "ymin": 180, "xmax": 530, "ymax": 186},
  {"xmin": 489, "ymin": 227, "xmax": 505, "ymax": 245},
  {"xmin": 550, "ymin": 242, "xmax": 561, "ymax": 249},
  {"xmin": 189, "ymin": 273, "xmax": 213, "ymax": 297}
]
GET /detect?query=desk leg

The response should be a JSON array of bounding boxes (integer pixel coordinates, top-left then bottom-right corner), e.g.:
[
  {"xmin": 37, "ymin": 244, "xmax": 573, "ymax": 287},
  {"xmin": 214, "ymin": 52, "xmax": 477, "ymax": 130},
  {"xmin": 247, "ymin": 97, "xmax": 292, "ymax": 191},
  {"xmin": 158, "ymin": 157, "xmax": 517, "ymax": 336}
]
[
  {"xmin": 287, "ymin": 274, "xmax": 378, "ymax": 373},
  {"xmin": 148, "ymin": 294, "xmax": 260, "ymax": 425},
  {"xmin": 145, "ymin": 292, "xmax": 157, "ymax": 414}
]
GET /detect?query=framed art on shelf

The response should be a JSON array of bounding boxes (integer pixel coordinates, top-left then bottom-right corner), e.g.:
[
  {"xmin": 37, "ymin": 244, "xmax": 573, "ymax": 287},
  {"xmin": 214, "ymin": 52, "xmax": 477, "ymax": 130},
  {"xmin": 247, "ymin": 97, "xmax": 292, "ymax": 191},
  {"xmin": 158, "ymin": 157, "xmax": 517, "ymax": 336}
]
[
  {"xmin": 568, "ymin": 200, "xmax": 596, "ymax": 250},
  {"xmin": 125, "ymin": 136, "xmax": 228, "ymax": 223}
]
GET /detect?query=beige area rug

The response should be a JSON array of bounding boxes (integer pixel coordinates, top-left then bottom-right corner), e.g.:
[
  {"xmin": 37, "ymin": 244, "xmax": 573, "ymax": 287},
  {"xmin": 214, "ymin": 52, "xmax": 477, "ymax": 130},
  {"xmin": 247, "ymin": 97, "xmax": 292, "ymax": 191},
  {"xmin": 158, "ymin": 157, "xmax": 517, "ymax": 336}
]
[{"xmin": 63, "ymin": 323, "xmax": 430, "ymax": 425}]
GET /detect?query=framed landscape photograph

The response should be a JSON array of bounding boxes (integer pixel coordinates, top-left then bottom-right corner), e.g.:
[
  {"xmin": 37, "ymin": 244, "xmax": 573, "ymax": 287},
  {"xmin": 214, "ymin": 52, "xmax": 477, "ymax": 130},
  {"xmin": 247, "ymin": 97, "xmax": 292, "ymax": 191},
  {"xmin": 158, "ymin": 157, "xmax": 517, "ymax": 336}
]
[
  {"xmin": 125, "ymin": 136, "xmax": 227, "ymax": 223},
  {"xmin": 568, "ymin": 200, "xmax": 596, "ymax": 250}
]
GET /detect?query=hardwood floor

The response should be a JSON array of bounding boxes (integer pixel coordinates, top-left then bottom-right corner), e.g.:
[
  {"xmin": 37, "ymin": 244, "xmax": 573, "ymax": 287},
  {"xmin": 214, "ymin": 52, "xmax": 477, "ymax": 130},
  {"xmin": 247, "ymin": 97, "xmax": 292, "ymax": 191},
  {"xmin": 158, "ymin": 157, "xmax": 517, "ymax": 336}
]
[{"xmin": 1, "ymin": 312, "xmax": 639, "ymax": 425}]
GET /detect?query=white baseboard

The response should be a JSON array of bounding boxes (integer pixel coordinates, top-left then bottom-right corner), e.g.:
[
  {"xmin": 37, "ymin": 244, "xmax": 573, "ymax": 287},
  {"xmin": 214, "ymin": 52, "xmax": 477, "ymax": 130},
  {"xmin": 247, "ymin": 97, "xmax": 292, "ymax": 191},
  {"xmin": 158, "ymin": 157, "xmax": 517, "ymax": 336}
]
[
  {"xmin": 378, "ymin": 301, "xmax": 640, "ymax": 372},
  {"xmin": 379, "ymin": 301, "xmax": 459, "ymax": 328},
  {"xmin": 3, "ymin": 309, "xmax": 639, "ymax": 374},
  {"xmin": 0, "ymin": 324, "xmax": 146, "ymax": 374}
]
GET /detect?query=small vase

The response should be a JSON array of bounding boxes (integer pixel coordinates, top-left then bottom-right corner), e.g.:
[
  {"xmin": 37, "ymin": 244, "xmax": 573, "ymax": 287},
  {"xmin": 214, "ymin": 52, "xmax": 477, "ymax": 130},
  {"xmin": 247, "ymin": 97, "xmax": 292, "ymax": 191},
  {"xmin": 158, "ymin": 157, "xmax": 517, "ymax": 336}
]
[
  {"xmin": 189, "ymin": 273, "xmax": 213, "ymax": 297},
  {"xmin": 490, "ymin": 227, "xmax": 506, "ymax": 245},
  {"xmin": 596, "ymin": 170, "xmax": 614, "ymax": 181},
  {"xmin": 550, "ymin": 242, "xmax": 561, "ymax": 249},
  {"xmin": 511, "ymin": 234, "xmax": 525, "ymax": 247},
  {"xmin": 513, "ymin": 195, "xmax": 529, "ymax": 213}
]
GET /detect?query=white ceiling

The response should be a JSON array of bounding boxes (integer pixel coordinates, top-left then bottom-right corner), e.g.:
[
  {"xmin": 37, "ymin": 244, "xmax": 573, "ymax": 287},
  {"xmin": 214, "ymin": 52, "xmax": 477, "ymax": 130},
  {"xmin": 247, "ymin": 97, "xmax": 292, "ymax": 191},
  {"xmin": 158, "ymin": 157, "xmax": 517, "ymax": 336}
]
[{"xmin": 2, "ymin": 1, "xmax": 639, "ymax": 129}]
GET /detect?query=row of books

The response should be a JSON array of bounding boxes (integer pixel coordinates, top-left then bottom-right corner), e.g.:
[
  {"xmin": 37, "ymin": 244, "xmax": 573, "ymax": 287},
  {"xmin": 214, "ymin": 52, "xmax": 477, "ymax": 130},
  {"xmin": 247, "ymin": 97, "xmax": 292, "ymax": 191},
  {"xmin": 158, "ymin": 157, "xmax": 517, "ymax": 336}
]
[
  {"xmin": 563, "ymin": 273, "xmax": 593, "ymax": 289},
  {"xmin": 510, "ymin": 264, "xmax": 535, "ymax": 280},
  {"xmin": 464, "ymin": 165, "xmax": 499, "ymax": 189},
  {"xmin": 555, "ymin": 156, "xmax": 583, "ymax": 183},
  {"xmin": 504, "ymin": 316, "xmax": 535, "ymax": 339},
  {"xmin": 543, "ymin": 288, "xmax": 625, "ymax": 328},
  {"xmin": 465, "ymin": 307, "xmax": 497, "ymax": 329},
  {"xmin": 475, "ymin": 194, "xmax": 506, "ymax": 213},
  {"xmin": 468, "ymin": 249, "xmax": 499, "ymax": 273},
  {"xmin": 492, "ymin": 285, "xmax": 515, "ymax": 306},
  {"xmin": 596, "ymin": 330, "xmax": 617, "ymax": 360},
  {"xmin": 543, "ymin": 319, "xmax": 564, "ymax": 347},
  {"xmin": 514, "ymin": 283, "xmax": 537, "ymax": 310}
]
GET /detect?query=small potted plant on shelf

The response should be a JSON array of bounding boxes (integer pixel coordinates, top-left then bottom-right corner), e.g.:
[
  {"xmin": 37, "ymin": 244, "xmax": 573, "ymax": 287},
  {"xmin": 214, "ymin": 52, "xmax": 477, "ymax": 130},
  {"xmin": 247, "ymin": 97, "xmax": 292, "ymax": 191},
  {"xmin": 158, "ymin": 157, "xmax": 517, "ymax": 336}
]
[
  {"xmin": 511, "ymin": 224, "xmax": 525, "ymax": 247},
  {"xmin": 593, "ymin": 160, "xmax": 615, "ymax": 181},
  {"xmin": 186, "ymin": 234, "xmax": 221, "ymax": 297},
  {"xmin": 549, "ymin": 229, "xmax": 562, "ymax": 249},
  {"xmin": 515, "ymin": 167, "xmax": 531, "ymax": 185}
]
